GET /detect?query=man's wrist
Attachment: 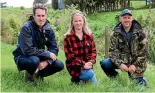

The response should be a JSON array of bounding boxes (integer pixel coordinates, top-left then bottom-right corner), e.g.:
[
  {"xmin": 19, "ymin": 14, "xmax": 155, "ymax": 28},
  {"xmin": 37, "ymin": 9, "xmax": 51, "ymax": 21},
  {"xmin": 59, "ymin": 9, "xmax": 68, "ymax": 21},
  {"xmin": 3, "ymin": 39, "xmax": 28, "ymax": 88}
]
[{"xmin": 47, "ymin": 60, "xmax": 53, "ymax": 65}]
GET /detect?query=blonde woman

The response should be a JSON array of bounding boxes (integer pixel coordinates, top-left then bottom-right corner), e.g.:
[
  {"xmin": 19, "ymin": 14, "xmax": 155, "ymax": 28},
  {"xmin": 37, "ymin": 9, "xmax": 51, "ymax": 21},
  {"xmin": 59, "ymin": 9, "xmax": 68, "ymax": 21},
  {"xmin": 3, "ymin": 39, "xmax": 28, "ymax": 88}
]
[{"xmin": 64, "ymin": 10, "xmax": 97, "ymax": 83}]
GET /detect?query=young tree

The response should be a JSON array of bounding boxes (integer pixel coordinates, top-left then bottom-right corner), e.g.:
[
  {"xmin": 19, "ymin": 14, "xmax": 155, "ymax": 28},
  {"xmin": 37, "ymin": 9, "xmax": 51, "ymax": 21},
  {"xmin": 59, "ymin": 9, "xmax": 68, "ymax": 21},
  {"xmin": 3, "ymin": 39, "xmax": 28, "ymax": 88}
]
[{"xmin": 51, "ymin": 0, "xmax": 58, "ymax": 9}]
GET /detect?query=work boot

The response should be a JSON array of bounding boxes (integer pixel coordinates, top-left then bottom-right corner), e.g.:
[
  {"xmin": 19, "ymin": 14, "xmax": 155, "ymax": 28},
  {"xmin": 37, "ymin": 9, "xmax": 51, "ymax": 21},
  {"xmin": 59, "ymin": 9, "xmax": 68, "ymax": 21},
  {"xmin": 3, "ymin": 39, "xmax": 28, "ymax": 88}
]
[
  {"xmin": 25, "ymin": 71, "xmax": 35, "ymax": 83},
  {"xmin": 132, "ymin": 77, "xmax": 149, "ymax": 87},
  {"xmin": 71, "ymin": 77, "xmax": 80, "ymax": 84},
  {"xmin": 35, "ymin": 72, "xmax": 44, "ymax": 81}
]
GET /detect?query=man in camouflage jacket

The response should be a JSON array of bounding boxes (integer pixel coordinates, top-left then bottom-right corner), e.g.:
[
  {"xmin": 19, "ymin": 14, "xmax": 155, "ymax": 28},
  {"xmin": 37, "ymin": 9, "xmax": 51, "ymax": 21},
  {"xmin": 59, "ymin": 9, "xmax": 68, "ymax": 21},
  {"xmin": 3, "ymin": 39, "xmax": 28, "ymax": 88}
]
[{"xmin": 100, "ymin": 9, "xmax": 148, "ymax": 86}]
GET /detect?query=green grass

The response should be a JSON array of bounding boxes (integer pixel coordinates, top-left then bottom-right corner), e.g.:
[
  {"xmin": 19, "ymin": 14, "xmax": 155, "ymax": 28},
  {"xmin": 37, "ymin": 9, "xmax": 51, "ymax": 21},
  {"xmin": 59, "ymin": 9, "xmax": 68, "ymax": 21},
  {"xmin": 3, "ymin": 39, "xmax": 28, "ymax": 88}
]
[
  {"xmin": 131, "ymin": 1, "xmax": 146, "ymax": 9},
  {"xmin": 1, "ymin": 4, "xmax": 155, "ymax": 91},
  {"xmin": 1, "ymin": 43, "xmax": 155, "ymax": 92},
  {"xmin": 1, "ymin": 7, "xmax": 31, "ymax": 17}
]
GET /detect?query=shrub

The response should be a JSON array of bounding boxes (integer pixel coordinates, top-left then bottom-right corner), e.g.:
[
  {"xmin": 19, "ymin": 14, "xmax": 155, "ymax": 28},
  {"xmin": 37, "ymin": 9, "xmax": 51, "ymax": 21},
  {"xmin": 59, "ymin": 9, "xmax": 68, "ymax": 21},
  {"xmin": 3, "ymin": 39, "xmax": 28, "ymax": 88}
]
[
  {"xmin": 146, "ymin": 9, "xmax": 155, "ymax": 63},
  {"xmin": 48, "ymin": 5, "xmax": 78, "ymax": 48},
  {"xmin": 9, "ymin": 16, "xmax": 21, "ymax": 44},
  {"xmin": 1, "ymin": 14, "xmax": 21, "ymax": 45},
  {"xmin": 20, "ymin": 6, "xmax": 25, "ymax": 10},
  {"xmin": 143, "ymin": 9, "xmax": 155, "ymax": 63},
  {"xmin": 1, "ymin": 17, "xmax": 14, "ymax": 44}
]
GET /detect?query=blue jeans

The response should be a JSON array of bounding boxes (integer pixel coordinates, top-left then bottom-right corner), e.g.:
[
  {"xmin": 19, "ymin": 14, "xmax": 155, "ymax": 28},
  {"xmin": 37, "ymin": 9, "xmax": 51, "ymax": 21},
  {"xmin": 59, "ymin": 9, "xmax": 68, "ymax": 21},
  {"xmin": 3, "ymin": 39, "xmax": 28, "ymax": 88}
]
[
  {"xmin": 79, "ymin": 69, "xmax": 97, "ymax": 83},
  {"xmin": 100, "ymin": 58, "xmax": 118, "ymax": 77},
  {"xmin": 15, "ymin": 56, "xmax": 64, "ymax": 77}
]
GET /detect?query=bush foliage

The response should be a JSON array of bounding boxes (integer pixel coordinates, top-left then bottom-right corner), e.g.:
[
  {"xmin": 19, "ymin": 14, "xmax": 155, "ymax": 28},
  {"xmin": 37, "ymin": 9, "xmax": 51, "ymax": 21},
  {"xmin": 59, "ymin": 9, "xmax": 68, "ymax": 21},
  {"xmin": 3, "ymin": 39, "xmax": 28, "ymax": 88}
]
[{"xmin": 136, "ymin": 9, "xmax": 155, "ymax": 63}]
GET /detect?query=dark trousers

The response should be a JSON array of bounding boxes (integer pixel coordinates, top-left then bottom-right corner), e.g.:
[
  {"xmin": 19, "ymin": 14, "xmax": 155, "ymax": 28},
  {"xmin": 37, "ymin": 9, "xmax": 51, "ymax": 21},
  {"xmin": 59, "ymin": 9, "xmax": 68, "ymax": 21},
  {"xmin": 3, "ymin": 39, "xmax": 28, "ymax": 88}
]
[
  {"xmin": 100, "ymin": 58, "xmax": 118, "ymax": 77},
  {"xmin": 15, "ymin": 56, "xmax": 64, "ymax": 77}
]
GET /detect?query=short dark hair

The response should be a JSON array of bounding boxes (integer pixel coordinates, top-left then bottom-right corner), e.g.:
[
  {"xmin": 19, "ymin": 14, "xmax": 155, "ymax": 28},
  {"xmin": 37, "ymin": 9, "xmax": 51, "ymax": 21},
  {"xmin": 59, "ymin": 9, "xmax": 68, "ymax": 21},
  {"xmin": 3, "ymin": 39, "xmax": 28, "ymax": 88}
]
[{"xmin": 33, "ymin": 3, "xmax": 47, "ymax": 15}]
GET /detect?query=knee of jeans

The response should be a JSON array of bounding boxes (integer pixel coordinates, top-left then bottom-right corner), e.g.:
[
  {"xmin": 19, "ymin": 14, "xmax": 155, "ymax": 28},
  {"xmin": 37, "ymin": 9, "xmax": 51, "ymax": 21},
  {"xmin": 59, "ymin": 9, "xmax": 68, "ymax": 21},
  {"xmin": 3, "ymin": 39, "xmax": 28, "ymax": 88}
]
[
  {"xmin": 100, "ymin": 58, "xmax": 112, "ymax": 69},
  {"xmin": 80, "ymin": 69, "xmax": 95, "ymax": 80},
  {"xmin": 87, "ymin": 70, "xmax": 95, "ymax": 79},
  {"xmin": 29, "ymin": 56, "xmax": 40, "ymax": 66},
  {"xmin": 55, "ymin": 59, "xmax": 64, "ymax": 71}
]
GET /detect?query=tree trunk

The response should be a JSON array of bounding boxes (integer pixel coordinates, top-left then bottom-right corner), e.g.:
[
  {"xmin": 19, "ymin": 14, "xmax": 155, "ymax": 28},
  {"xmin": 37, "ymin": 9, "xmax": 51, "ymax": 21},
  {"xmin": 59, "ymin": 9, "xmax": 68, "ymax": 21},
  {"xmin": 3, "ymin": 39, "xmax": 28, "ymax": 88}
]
[{"xmin": 52, "ymin": 0, "xmax": 58, "ymax": 9}]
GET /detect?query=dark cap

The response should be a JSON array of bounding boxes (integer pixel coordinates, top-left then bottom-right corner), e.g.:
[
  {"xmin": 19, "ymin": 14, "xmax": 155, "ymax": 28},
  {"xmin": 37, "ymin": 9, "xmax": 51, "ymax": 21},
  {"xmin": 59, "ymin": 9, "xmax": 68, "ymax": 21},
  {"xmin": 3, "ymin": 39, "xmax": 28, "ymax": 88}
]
[{"xmin": 120, "ymin": 9, "xmax": 132, "ymax": 16}]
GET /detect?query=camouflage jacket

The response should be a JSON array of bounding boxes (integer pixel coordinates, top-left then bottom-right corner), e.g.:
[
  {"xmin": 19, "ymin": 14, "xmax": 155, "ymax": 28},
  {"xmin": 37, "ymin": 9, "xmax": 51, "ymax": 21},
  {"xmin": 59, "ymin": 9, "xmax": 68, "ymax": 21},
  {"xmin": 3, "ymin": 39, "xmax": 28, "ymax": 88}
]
[{"xmin": 109, "ymin": 20, "xmax": 148, "ymax": 78}]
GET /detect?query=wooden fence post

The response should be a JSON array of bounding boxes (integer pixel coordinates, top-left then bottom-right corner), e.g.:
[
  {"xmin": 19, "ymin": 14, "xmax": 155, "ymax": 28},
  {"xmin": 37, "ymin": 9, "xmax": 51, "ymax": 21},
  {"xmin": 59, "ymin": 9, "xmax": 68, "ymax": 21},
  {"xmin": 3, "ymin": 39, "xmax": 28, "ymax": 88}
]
[{"xmin": 105, "ymin": 25, "xmax": 110, "ymax": 58}]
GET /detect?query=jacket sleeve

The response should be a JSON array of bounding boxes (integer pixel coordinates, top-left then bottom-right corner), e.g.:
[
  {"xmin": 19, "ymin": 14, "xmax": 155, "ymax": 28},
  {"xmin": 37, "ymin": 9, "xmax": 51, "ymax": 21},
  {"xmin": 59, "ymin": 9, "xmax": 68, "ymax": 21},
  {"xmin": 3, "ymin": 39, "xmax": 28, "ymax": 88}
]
[
  {"xmin": 132, "ymin": 30, "xmax": 148, "ymax": 73},
  {"xmin": 19, "ymin": 26, "xmax": 51, "ymax": 58},
  {"xmin": 109, "ymin": 33, "xmax": 124, "ymax": 67},
  {"xmin": 87, "ymin": 35, "xmax": 97, "ymax": 64},
  {"xmin": 48, "ymin": 29, "xmax": 59, "ymax": 56},
  {"xmin": 64, "ymin": 37, "xmax": 85, "ymax": 67}
]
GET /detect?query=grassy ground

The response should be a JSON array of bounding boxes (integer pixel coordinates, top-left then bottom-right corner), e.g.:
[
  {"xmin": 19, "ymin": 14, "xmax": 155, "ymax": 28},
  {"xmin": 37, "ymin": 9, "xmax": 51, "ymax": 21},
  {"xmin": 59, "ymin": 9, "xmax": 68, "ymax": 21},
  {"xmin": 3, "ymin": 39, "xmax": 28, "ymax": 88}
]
[
  {"xmin": 1, "ymin": 43, "xmax": 155, "ymax": 92},
  {"xmin": 131, "ymin": 1, "xmax": 146, "ymax": 9},
  {"xmin": 1, "ymin": 1, "xmax": 155, "ymax": 91}
]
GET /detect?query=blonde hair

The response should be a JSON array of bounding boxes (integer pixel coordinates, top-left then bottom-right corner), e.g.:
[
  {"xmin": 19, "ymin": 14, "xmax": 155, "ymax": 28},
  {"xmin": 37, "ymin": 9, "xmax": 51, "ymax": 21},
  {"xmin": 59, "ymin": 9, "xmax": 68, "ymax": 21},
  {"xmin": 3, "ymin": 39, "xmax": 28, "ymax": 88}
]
[{"xmin": 65, "ymin": 10, "xmax": 92, "ymax": 36}]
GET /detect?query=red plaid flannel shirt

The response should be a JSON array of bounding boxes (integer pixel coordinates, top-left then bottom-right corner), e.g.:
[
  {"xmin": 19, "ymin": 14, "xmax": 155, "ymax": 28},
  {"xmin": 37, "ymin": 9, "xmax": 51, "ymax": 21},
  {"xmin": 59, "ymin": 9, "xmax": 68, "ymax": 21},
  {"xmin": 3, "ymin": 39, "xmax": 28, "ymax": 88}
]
[{"xmin": 64, "ymin": 31, "xmax": 96, "ymax": 78}]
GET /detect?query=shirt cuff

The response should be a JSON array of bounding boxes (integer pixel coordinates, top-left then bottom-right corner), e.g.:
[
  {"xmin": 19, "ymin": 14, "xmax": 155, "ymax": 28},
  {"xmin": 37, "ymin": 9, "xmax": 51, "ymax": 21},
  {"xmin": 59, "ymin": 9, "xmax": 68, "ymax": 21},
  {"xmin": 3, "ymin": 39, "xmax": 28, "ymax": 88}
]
[{"xmin": 47, "ymin": 59, "xmax": 53, "ymax": 65}]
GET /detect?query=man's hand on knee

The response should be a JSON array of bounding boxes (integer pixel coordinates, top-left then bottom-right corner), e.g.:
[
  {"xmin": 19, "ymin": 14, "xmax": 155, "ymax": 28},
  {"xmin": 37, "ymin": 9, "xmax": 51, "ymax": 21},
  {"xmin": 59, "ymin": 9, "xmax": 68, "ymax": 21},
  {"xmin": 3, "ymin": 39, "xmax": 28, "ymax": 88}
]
[
  {"xmin": 120, "ymin": 64, "xmax": 129, "ymax": 72},
  {"xmin": 84, "ymin": 62, "xmax": 92, "ymax": 69},
  {"xmin": 38, "ymin": 61, "xmax": 48, "ymax": 70},
  {"xmin": 50, "ymin": 52, "xmax": 57, "ymax": 61},
  {"xmin": 129, "ymin": 65, "xmax": 136, "ymax": 74}
]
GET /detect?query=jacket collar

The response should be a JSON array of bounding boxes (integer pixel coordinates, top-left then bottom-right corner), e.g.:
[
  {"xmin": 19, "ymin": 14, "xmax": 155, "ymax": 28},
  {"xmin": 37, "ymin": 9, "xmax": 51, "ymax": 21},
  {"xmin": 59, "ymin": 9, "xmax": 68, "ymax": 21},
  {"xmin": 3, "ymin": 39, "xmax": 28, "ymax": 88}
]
[{"xmin": 114, "ymin": 20, "xmax": 142, "ymax": 34}]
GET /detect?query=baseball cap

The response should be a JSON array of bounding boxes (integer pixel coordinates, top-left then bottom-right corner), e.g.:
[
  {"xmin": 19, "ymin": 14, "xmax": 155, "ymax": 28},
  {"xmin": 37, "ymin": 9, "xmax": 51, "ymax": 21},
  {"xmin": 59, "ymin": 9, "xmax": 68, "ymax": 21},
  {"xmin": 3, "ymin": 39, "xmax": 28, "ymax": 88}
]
[{"xmin": 120, "ymin": 9, "xmax": 132, "ymax": 16}]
